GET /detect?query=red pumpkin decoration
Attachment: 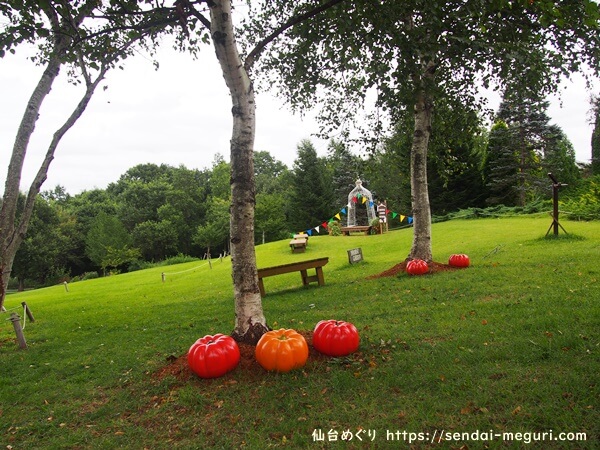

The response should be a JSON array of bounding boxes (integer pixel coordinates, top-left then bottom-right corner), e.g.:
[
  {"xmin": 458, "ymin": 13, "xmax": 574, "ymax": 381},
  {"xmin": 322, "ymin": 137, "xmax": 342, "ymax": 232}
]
[
  {"xmin": 255, "ymin": 328, "xmax": 309, "ymax": 372},
  {"xmin": 313, "ymin": 320, "xmax": 360, "ymax": 357},
  {"xmin": 187, "ymin": 334, "xmax": 240, "ymax": 379},
  {"xmin": 449, "ymin": 253, "xmax": 470, "ymax": 268},
  {"xmin": 406, "ymin": 259, "xmax": 429, "ymax": 275}
]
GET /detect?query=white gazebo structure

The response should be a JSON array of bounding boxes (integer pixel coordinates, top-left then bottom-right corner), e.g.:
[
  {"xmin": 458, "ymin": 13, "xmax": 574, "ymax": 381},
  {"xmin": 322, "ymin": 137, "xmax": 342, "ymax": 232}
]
[{"xmin": 346, "ymin": 179, "xmax": 376, "ymax": 227}]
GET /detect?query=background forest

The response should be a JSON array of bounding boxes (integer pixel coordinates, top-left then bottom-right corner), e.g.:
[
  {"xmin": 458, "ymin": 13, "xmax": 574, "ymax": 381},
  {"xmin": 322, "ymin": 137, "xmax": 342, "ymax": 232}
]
[{"xmin": 10, "ymin": 93, "xmax": 600, "ymax": 291}]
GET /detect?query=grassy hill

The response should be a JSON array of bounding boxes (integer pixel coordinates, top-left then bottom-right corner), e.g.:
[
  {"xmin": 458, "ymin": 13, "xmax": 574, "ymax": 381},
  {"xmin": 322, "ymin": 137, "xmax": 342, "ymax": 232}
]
[{"xmin": 1, "ymin": 216, "xmax": 598, "ymax": 449}]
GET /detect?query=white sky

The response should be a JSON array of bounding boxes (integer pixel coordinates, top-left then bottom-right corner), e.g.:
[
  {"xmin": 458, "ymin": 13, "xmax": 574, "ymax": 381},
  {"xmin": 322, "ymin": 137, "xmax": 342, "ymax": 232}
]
[{"xmin": 0, "ymin": 43, "xmax": 597, "ymax": 195}]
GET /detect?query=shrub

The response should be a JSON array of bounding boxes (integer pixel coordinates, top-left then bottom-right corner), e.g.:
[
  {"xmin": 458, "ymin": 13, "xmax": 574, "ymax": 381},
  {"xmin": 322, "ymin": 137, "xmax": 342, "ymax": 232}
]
[
  {"xmin": 328, "ymin": 221, "xmax": 342, "ymax": 236},
  {"xmin": 560, "ymin": 176, "xmax": 600, "ymax": 221}
]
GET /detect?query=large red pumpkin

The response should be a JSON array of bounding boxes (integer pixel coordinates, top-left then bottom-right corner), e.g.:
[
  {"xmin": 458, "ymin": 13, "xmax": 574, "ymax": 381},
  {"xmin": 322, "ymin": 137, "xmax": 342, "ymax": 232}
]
[
  {"xmin": 313, "ymin": 320, "xmax": 360, "ymax": 357},
  {"xmin": 406, "ymin": 259, "xmax": 429, "ymax": 275},
  {"xmin": 187, "ymin": 334, "xmax": 240, "ymax": 379},
  {"xmin": 449, "ymin": 253, "xmax": 470, "ymax": 268}
]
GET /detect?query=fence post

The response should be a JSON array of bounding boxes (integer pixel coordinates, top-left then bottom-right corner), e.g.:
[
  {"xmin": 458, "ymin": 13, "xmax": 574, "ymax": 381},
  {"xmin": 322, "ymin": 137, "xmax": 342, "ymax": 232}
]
[
  {"xmin": 21, "ymin": 302, "xmax": 35, "ymax": 322},
  {"xmin": 9, "ymin": 313, "xmax": 27, "ymax": 349}
]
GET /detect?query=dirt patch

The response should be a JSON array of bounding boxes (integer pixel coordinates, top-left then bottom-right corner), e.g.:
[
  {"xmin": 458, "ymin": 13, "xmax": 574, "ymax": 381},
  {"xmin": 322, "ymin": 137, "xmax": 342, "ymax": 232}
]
[
  {"xmin": 367, "ymin": 261, "xmax": 460, "ymax": 279},
  {"xmin": 154, "ymin": 330, "xmax": 327, "ymax": 382}
]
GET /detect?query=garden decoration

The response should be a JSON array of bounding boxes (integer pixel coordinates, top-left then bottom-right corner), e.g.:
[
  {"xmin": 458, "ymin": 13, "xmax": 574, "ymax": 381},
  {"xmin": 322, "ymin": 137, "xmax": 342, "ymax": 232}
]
[
  {"xmin": 313, "ymin": 320, "xmax": 360, "ymax": 357},
  {"xmin": 187, "ymin": 334, "xmax": 241, "ymax": 379},
  {"xmin": 346, "ymin": 180, "xmax": 377, "ymax": 227},
  {"xmin": 448, "ymin": 254, "xmax": 470, "ymax": 268},
  {"xmin": 255, "ymin": 328, "xmax": 309, "ymax": 372},
  {"xmin": 406, "ymin": 259, "xmax": 429, "ymax": 275},
  {"xmin": 546, "ymin": 172, "xmax": 568, "ymax": 236}
]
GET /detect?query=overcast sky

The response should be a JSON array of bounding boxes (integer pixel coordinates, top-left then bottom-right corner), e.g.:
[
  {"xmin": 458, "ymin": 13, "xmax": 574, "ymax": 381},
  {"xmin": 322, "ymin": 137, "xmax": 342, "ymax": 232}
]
[{"xmin": 0, "ymin": 43, "xmax": 597, "ymax": 195}]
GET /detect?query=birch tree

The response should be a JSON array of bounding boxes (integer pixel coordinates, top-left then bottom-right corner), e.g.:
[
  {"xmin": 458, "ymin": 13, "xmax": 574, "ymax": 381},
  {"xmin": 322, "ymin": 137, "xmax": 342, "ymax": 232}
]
[
  {"xmin": 0, "ymin": 1, "xmax": 185, "ymax": 310},
  {"xmin": 178, "ymin": 0, "xmax": 345, "ymax": 343},
  {"xmin": 254, "ymin": 0, "xmax": 600, "ymax": 262}
]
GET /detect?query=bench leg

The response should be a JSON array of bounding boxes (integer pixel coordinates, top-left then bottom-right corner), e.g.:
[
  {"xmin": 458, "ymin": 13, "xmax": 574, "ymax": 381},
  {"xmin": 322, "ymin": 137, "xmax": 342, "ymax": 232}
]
[
  {"xmin": 300, "ymin": 269, "xmax": 309, "ymax": 286},
  {"xmin": 316, "ymin": 267, "xmax": 325, "ymax": 286},
  {"xmin": 258, "ymin": 278, "xmax": 266, "ymax": 297}
]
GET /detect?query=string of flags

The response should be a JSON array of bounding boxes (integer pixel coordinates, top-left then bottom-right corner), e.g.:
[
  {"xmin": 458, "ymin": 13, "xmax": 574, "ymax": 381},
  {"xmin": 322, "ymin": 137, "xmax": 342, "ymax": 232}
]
[{"xmin": 295, "ymin": 195, "xmax": 414, "ymax": 236}]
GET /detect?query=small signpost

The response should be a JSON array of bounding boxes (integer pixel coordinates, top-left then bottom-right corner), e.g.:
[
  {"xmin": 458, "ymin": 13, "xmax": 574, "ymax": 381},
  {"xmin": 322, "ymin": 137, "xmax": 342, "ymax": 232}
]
[
  {"xmin": 546, "ymin": 173, "xmax": 568, "ymax": 237},
  {"xmin": 347, "ymin": 248, "xmax": 364, "ymax": 264}
]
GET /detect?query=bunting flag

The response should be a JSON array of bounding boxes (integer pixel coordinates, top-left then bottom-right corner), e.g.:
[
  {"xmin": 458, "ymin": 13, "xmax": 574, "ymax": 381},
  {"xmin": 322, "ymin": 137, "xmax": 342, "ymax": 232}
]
[{"xmin": 294, "ymin": 203, "xmax": 414, "ymax": 239}]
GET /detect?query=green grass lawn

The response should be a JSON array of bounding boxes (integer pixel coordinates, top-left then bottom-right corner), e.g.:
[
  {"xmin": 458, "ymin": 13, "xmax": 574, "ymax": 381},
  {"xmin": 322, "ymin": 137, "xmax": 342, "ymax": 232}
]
[{"xmin": 1, "ymin": 216, "xmax": 598, "ymax": 449}]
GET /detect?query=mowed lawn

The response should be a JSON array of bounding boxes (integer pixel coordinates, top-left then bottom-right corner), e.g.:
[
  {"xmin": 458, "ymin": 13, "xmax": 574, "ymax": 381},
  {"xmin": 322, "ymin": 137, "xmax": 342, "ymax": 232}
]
[{"xmin": 1, "ymin": 216, "xmax": 598, "ymax": 449}]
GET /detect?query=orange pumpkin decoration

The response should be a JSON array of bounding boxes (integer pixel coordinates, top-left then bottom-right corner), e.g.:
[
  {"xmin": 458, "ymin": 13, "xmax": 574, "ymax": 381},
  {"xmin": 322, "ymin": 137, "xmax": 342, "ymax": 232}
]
[{"xmin": 255, "ymin": 328, "xmax": 308, "ymax": 372}]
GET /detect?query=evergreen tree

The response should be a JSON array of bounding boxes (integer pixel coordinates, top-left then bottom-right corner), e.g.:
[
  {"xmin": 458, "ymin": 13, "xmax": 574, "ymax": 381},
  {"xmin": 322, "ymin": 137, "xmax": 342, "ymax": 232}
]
[
  {"xmin": 484, "ymin": 120, "xmax": 520, "ymax": 206},
  {"xmin": 542, "ymin": 125, "xmax": 581, "ymax": 187},
  {"xmin": 288, "ymin": 140, "xmax": 335, "ymax": 233},
  {"xmin": 485, "ymin": 91, "xmax": 580, "ymax": 205},
  {"xmin": 326, "ymin": 140, "xmax": 363, "ymax": 208}
]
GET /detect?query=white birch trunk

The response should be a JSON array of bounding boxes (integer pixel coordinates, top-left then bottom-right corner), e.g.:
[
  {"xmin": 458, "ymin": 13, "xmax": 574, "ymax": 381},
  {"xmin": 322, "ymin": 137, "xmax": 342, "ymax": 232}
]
[
  {"xmin": 408, "ymin": 65, "xmax": 435, "ymax": 262},
  {"xmin": 209, "ymin": 0, "xmax": 268, "ymax": 344},
  {"xmin": 0, "ymin": 54, "xmax": 64, "ymax": 309}
]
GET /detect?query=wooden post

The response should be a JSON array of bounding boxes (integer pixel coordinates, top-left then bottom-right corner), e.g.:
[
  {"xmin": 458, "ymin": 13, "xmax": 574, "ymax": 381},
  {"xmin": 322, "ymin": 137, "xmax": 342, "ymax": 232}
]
[
  {"xmin": 546, "ymin": 173, "xmax": 568, "ymax": 236},
  {"xmin": 21, "ymin": 302, "xmax": 35, "ymax": 322},
  {"xmin": 161, "ymin": 272, "xmax": 166, "ymax": 283},
  {"xmin": 9, "ymin": 313, "xmax": 27, "ymax": 349}
]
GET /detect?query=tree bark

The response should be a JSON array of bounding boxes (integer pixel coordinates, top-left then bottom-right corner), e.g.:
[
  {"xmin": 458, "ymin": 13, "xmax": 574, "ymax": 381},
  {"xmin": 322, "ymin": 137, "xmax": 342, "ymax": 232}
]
[
  {"xmin": 408, "ymin": 66, "xmax": 435, "ymax": 262},
  {"xmin": 209, "ymin": 0, "xmax": 268, "ymax": 344},
  {"xmin": 0, "ymin": 52, "xmax": 65, "ymax": 310}
]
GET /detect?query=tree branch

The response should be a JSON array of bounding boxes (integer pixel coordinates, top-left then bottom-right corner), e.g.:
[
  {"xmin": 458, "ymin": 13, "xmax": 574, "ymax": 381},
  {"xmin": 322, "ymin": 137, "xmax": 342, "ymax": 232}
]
[{"xmin": 244, "ymin": 0, "xmax": 349, "ymax": 72}]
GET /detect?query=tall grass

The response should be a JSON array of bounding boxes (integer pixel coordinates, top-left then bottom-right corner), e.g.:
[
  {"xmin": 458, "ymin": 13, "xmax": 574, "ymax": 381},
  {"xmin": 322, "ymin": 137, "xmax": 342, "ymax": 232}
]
[{"xmin": 1, "ymin": 216, "xmax": 598, "ymax": 449}]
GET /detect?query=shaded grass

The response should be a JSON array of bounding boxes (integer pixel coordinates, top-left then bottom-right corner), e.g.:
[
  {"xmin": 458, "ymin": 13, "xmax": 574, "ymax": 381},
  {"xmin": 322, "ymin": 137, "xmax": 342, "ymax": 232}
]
[{"xmin": 1, "ymin": 216, "xmax": 598, "ymax": 449}]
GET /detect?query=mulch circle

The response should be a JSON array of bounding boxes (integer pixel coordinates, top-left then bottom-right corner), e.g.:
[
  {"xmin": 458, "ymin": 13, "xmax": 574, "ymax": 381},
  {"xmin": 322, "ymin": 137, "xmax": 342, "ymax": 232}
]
[
  {"xmin": 367, "ymin": 260, "xmax": 459, "ymax": 279},
  {"xmin": 155, "ymin": 261, "xmax": 460, "ymax": 382},
  {"xmin": 154, "ymin": 330, "xmax": 327, "ymax": 383}
]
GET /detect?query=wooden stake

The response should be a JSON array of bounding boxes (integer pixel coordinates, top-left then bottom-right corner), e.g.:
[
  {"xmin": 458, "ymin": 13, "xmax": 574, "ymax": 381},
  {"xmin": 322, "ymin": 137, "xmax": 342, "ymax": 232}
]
[
  {"xmin": 21, "ymin": 302, "xmax": 35, "ymax": 322},
  {"xmin": 9, "ymin": 313, "xmax": 27, "ymax": 349}
]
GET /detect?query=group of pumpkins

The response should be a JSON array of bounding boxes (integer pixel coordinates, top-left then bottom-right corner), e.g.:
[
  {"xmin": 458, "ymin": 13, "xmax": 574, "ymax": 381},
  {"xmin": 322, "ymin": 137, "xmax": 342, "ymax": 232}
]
[
  {"xmin": 187, "ymin": 319, "xmax": 359, "ymax": 379},
  {"xmin": 406, "ymin": 253, "xmax": 470, "ymax": 275}
]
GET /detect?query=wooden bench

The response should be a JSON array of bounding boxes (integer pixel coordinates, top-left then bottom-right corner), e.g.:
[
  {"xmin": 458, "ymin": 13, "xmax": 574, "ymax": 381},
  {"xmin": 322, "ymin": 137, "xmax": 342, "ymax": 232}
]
[
  {"xmin": 289, "ymin": 237, "xmax": 307, "ymax": 253},
  {"xmin": 257, "ymin": 257, "xmax": 329, "ymax": 296},
  {"xmin": 340, "ymin": 226, "xmax": 372, "ymax": 236}
]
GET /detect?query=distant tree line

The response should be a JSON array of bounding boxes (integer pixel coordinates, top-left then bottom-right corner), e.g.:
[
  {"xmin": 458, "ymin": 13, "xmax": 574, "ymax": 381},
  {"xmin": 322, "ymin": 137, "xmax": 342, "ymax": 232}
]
[{"xmin": 8, "ymin": 92, "xmax": 599, "ymax": 290}]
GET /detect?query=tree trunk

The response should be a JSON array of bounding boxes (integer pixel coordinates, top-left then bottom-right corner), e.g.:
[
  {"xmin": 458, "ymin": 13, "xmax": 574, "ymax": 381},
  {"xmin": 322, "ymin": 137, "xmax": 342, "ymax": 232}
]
[
  {"xmin": 0, "ymin": 53, "xmax": 65, "ymax": 310},
  {"xmin": 408, "ymin": 71, "xmax": 435, "ymax": 262},
  {"xmin": 209, "ymin": 0, "xmax": 268, "ymax": 344}
]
